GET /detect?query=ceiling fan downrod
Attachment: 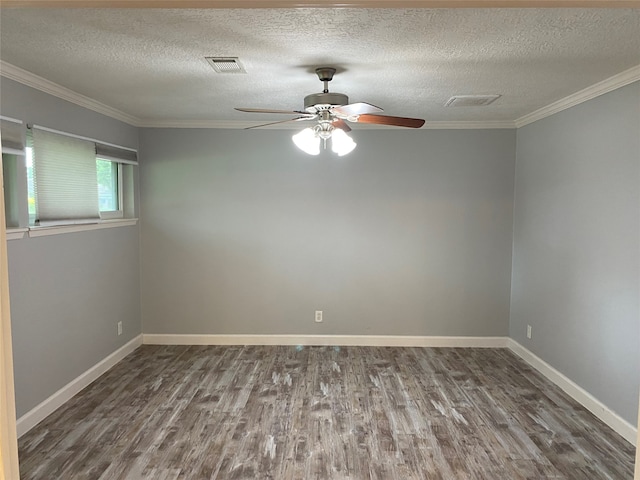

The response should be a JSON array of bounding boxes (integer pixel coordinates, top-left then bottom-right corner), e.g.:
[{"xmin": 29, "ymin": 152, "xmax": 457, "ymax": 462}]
[
  {"xmin": 315, "ymin": 67, "xmax": 336, "ymax": 94},
  {"xmin": 304, "ymin": 68, "xmax": 348, "ymax": 112}
]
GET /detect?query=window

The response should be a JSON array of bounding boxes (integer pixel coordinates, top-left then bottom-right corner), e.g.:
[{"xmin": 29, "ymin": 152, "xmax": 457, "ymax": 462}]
[
  {"xmin": 26, "ymin": 145, "xmax": 124, "ymax": 223},
  {"xmin": 96, "ymin": 159, "xmax": 122, "ymax": 219},
  {"xmin": 2, "ymin": 153, "xmax": 20, "ymax": 228},
  {"xmin": 1, "ymin": 117, "xmax": 26, "ymax": 228},
  {"xmin": 26, "ymin": 146, "xmax": 35, "ymax": 225},
  {"xmin": 26, "ymin": 126, "xmax": 136, "ymax": 227},
  {"xmin": 3, "ymin": 123, "xmax": 136, "ymax": 233}
]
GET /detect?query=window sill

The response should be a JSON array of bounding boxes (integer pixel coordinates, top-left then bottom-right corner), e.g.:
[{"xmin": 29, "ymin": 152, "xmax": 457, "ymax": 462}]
[
  {"xmin": 26, "ymin": 218, "xmax": 138, "ymax": 238},
  {"xmin": 6, "ymin": 228, "xmax": 28, "ymax": 240}
]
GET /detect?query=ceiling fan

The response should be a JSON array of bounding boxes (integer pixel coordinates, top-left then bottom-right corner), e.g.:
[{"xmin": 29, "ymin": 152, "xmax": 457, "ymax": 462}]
[{"xmin": 235, "ymin": 67, "xmax": 426, "ymax": 156}]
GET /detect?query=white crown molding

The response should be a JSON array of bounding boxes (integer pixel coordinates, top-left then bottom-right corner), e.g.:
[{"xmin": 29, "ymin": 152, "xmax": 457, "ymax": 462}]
[
  {"xmin": 3, "ymin": 0, "xmax": 640, "ymax": 7},
  {"xmin": 0, "ymin": 61, "xmax": 140, "ymax": 126},
  {"xmin": 422, "ymin": 120, "xmax": 516, "ymax": 129},
  {"xmin": 515, "ymin": 64, "xmax": 640, "ymax": 128},
  {"xmin": 4, "ymin": 60, "xmax": 510, "ymax": 130},
  {"xmin": 506, "ymin": 339, "xmax": 637, "ymax": 446},
  {"xmin": 143, "ymin": 333, "xmax": 509, "ymax": 347},
  {"xmin": 3, "ymin": 59, "xmax": 637, "ymax": 131},
  {"xmin": 137, "ymin": 119, "xmax": 516, "ymax": 130},
  {"xmin": 137, "ymin": 119, "xmax": 276, "ymax": 129},
  {"xmin": 16, "ymin": 335, "xmax": 143, "ymax": 438}
]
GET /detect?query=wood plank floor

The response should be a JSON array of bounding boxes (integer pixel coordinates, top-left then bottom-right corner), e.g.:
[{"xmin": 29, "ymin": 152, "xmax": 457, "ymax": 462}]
[{"xmin": 18, "ymin": 346, "xmax": 635, "ymax": 479}]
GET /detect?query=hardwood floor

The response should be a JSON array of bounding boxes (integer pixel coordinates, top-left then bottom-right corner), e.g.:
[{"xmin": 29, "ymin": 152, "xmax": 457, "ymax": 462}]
[{"xmin": 19, "ymin": 346, "xmax": 635, "ymax": 479}]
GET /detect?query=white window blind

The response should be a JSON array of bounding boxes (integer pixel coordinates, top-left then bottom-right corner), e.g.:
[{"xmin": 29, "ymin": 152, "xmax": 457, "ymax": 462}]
[
  {"xmin": 0, "ymin": 117, "xmax": 24, "ymax": 155},
  {"xmin": 32, "ymin": 128, "xmax": 100, "ymax": 225}
]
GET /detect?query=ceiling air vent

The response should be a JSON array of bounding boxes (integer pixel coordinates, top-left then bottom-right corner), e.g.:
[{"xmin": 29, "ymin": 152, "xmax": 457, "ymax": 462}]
[
  {"xmin": 445, "ymin": 95, "xmax": 501, "ymax": 107},
  {"xmin": 205, "ymin": 57, "xmax": 246, "ymax": 74}
]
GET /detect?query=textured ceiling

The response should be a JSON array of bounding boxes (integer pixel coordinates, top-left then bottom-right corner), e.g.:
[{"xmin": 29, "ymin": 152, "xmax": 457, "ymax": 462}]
[{"xmin": 1, "ymin": 8, "xmax": 639, "ymax": 126}]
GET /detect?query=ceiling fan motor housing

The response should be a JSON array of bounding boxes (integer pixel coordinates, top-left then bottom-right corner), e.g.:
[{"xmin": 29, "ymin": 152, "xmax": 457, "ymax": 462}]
[{"xmin": 304, "ymin": 92, "xmax": 349, "ymax": 113}]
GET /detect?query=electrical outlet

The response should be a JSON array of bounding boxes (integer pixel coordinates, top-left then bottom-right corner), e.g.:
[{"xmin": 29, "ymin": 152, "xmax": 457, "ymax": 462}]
[
  {"xmin": 315, "ymin": 311, "xmax": 323, "ymax": 323},
  {"xmin": 117, "ymin": 321, "xmax": 123, "ymax": 336},
  {"xmin": 526, "ymin": 325, "xmax": 532, "ymax": 339}
]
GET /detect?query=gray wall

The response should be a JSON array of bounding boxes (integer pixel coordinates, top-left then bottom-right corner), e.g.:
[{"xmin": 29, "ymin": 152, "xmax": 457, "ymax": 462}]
[
  {"xmin": 139, "ymin": 128, "xmax": 516, "ymax": 336},
  {"xmin": 510, "ymin": 81, "xmax": 640, "ymax": 425},
  {"xmin": 4, "ymin": 71, "xmax": 637, "ymax": 432},
  {"xmin": 1, "ymin": 78, "xmax": 141, "ymax": 417},
  {"xmin": 7, "ymin": 228, "xmax": 140, "ymax": 417}
]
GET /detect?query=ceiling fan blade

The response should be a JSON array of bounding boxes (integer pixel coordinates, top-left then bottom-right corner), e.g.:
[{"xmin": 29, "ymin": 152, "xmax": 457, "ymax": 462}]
[
  {"xmin": 332, "ymin": 118, "xmax": 352, "ymax": 132},
  {"xmin": 332, "ymin": 102, "xmax": 383, "ymax": 116},
  {"xmin": 356, "ymin": 114, "xmax": 425, "ymax": 128},
  {"xmin": 244, "ymin": 116, "xmax": 314, "ymax": 130},
  {"xmin": 236, "ymin": 107, "xmax": 311, "ymax": 115}
]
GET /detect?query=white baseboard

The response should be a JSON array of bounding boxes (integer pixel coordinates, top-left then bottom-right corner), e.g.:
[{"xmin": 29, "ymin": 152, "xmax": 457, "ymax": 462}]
[
  {"xmin": 506, "ymin": 338, "xmax": 637, "ymax": 446},
  {"xmin": 16, "ymin": 334, "xmax": 143, "ymax": 438},
  {"xmin": 143, "ymin": 334, "xmax": 509, "ymax": 348},
  {"xmin": 19, "ymin": 334, "xmax": 635, "ymax": 448}
]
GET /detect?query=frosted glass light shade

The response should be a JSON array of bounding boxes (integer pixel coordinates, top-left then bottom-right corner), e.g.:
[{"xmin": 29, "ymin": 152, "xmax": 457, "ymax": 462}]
[
  {"xmin": 331, "ymin": 128, "xmax": 357, "ymax": 156},
  {"xmin": 292, "ymin": 128, "xmax": 320, "ymax": 155}
]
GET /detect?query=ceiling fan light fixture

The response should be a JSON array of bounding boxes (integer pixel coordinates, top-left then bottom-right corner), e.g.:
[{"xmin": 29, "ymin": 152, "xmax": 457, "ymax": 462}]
[
  {"xmin": 292, "ymin": 128, "xmax": 320, "ymax": 155},
  {"xmin": 241, "ymin": 67, "xmax": 423, "ymax": 154},
  {"xmin": 293, "ymin": 126, "xmax": 356, "ymax": 156},
  {"xmin": 331, "ymin": 128, "xmax": 357, "ymax": 156}
]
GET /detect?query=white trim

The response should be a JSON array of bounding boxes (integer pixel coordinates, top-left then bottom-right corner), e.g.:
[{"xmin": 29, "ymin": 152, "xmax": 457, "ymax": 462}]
[
  {"xmin": 515, "ymin": 65, "xmax": 640, "ymax": 128},
  {"xmin": 143, "ymin": 333, "xmax": 509, "ymax": 347},
  {"xmin": 16, "ymin": 335, "xmax": 143, "ymax": 438},
  {"xmin": 3, "ymin": 1, "xmax": 640, "ymax": 8},
  {"xmin": 5, "ymin": 228, "xmax": 27, "ymax": 241},
  {"xmin": 420, "ymin": 121, "xmax": 515, "ymax": 130},
  {"xmin": 30, "ymin": 124, "xmax": 137, "ymax": 153},
  {"xmin": 0, "ymin": 116, "xmax": 25, "ymax": 155},
  {"xmin": 28, "ymin": 218, "xmax": 138, "ymax": 238},
  {"xmin": 0, "ymin": 61, "xmax": 139, "ymax": 127},
  {"xmin": 3, "ymin": 60, "xmax": 638, "ymax": 131},
  {"xmin": 1, "ymin": 147, "xmax": 25, "ymax": 156},
  {"xmin": 14, "ymin": 334, "xmax": 636, "ymax": 446},
  {"xmin": 37, "ymin": 218, "xmax": 101, "ymax": 227},
  {"xmin": 0, "ymin": 116, "xmax": 22, "ymax": 125},
  {"xmin": 506, "ymin": 338, "xmax": 637, "ymax": 446},
  {"xmin": 138, "ymin": 119, "xmax": 275, "ymax": 129},
  {"xmin": 99, "ymin": 211, "xmax": 125, "ymax": 220}
]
